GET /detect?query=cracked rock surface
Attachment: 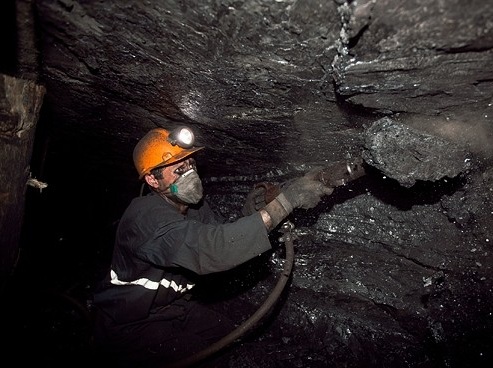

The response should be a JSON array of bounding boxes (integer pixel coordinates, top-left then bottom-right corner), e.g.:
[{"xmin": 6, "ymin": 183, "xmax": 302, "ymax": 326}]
[
  {"xmin": 2, "ymin": 0, "xmax": 493, "ymax": 367},
  {"xmin": 362, "ymin": 117, "xmax": 473, "ymax": 187}
]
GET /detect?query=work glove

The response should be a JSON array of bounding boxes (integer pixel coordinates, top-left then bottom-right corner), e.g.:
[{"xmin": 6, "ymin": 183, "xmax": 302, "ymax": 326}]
[
  {"xmin": 281, "ymin": 168, "xmax": 334, "ymax": 210},
  {"xmin": 241, "ymin": 182, "xmax": 281, "ymax": 216},
  {"xmin": 261, "ymin": 168, "xmax": 334, "ymax": 230}
]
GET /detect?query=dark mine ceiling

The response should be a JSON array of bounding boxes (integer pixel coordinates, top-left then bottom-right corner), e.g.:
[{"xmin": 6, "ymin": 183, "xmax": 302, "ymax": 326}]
[{"xmin": 2, "ymin": 0, "xmax": 493, "ymax": 367}]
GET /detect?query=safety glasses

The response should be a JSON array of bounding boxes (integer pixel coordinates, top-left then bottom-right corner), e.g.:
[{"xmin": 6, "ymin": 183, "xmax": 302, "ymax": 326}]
[{"xmin": 173, "ymin": 158, "xmax": 196, "ymax": 176}]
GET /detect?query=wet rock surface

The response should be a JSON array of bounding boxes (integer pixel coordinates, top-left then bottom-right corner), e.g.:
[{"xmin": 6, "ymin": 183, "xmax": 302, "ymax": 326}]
[
  {"xmin": 1, "ymin": 0, "xmax": 493, "ymax": 367},
  {"xmin": 199, "ymin": 170, "xmax": 493, "ymax": 367}
]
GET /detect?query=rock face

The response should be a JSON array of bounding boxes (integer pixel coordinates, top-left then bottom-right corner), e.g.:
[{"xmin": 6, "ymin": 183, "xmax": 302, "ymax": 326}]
[
  {"xmin": 2, "ymin": 0, "xmax": 493, "ymax": 367},
  {"xmin": 362, "ymin": 117, "xmax": 473, "ymax": 187}
]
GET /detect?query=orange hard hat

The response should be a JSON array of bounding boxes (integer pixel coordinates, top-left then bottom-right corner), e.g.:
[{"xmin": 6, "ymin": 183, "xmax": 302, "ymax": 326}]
[{"xmin": 133, "ymin": 127, "xmax": 204, "ymax": 179}]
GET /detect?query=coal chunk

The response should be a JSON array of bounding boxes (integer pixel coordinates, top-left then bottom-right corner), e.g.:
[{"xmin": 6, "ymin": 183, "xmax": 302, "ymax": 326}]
[{"xmin": 362, "ymin": 117, "xmax": 472, "ymax": 187}]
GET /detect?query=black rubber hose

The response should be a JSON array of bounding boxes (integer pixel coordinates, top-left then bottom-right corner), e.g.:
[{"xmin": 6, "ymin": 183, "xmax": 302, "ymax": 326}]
[{"xmin": 168, "ymin": 222, "xmax": 296, "ymax": 368}]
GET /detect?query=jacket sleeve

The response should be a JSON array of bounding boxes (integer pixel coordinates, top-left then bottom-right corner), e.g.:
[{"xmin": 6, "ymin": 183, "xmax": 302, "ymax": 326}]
[{"xmin": 141, "ymin": 211, "xmax": 272, "ymax": 275}]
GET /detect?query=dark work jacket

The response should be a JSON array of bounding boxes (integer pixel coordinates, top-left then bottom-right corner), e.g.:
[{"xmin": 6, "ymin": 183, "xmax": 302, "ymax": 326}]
[{"xmin": 93, "ymin": 191, "xmax": 271, "ymax": 324}]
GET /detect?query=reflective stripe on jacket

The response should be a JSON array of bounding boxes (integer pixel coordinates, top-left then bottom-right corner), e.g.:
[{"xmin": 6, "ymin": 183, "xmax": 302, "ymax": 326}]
[{"xmin": 93, "ymin": 192, "xmax": 271, "ymax": 324}]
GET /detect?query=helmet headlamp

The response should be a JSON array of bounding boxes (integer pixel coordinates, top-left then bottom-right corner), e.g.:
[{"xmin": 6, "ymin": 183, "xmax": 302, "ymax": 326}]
[{"xmin": 168, "ymin": 126, "xmax": 196, "ymax": 149}]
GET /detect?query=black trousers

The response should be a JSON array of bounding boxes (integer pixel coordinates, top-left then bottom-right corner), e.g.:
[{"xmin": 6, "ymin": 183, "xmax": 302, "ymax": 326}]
[{"xmin": 92, "ymin": 298, "xmax": 235, "ymax": 368}]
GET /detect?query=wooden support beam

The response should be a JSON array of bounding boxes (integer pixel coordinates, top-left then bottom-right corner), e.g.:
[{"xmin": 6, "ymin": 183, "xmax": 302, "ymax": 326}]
[{"xmin": 0, "ymin": 74, "xmax": 45, "ymax": 286}]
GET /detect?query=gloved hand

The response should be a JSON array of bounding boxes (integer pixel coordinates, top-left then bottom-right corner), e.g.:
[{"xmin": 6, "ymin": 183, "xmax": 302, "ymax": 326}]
[
  {"xmin": 260, "ymin": 168, "xmax": 334, "ymax": 231},
  {"xmin": 242, "ymin": 184, "xmax": 267, "ymax": 216},
  {"xmin": 282, "ymin": 168, "xmax": 334, "ymax": 210},
  {"xmin": 242, "ymin": 182, "xmax": 282, "ymax": 216}
]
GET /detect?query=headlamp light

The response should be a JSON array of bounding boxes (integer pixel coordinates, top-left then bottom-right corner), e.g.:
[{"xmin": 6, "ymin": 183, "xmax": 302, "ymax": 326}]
[{"xmin": 168, "ymin": 126, "xmax": 196, "ymax": 148}]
